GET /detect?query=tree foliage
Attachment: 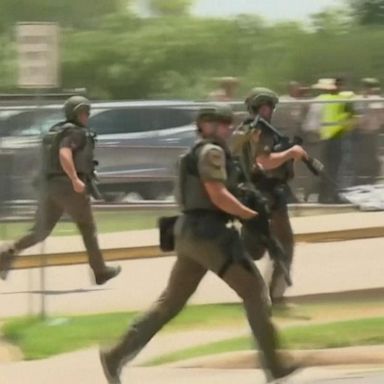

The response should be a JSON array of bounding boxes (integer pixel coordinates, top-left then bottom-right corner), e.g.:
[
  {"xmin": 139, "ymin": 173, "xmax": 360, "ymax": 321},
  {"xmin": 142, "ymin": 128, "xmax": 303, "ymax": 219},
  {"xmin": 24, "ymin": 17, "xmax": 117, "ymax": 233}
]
[
  {"xmin": 0, "ymin": 0, "xmax": 127, "ymax": 31},
  {"xmin": 311, "ymin": 8, "xmax": 352, "ymax": 34},
  {"xmin": 148, "ymin": 0, "xmax": 193, "ymax": 16},
  {"xmin": 0, "ymin": 2, "xmax": 383, "ymax": 98},
  {"xmin": 349, "ymin": 0, "xmax": 384, "ymax": 25}
]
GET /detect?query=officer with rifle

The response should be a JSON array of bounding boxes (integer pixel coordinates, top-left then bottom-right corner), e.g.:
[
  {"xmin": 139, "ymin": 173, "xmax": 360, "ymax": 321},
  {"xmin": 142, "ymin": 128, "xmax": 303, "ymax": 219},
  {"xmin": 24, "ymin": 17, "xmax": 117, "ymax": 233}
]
[
  {"xmin": 0, "ymin": 96, "xmax": 121, "ymax": 285},
  {"xmin": 100, "ymin": 105, "xmax": 299, "ymax": 383},
  {"xmin": 232, "ymin": 87, "xmax": 311, "ymax": 307}
]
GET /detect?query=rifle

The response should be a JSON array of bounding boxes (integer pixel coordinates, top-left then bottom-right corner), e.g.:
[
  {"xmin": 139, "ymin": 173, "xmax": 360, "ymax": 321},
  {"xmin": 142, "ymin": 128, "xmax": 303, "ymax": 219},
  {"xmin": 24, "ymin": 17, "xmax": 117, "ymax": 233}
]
[
  {"xmin": 87, "ymin": 174, "xmax": 104, "ymax": 201},
  {"xmin": 86, "ymin": 160, "xmax": 104, "ymax": 201},
  {"xmin": 234, "ymin": 132, "xmax": 293, "ymax": 286},
  {"xmin": 237, "ymin": 182, "xmax": 292, "ymax": 286},
  {"xmin": 250, "ymin": 115, "xmax": 325, "ymax": 177}
]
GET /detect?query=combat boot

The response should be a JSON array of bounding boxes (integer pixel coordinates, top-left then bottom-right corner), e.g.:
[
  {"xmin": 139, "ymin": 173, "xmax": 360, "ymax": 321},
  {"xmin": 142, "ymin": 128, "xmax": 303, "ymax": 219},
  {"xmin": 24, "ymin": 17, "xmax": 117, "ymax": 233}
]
[
  {"xmin": 268, "ymin": 363, "xmax": 301, "ymax": 382},
  {"xmin": 99, "ymin": 349, "xmax": 121, "ymax": 384},
  {"xmin": 94, "ymin": 265, "xmax": 122, "ymax": 285}
]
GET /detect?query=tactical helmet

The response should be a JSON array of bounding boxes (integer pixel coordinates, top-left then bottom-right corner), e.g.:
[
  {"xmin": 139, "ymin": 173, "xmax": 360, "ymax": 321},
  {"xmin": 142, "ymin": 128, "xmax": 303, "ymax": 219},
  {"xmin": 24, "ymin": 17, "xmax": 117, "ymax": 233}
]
[
  {"xmin": 245, "ymin": 87, "xmax": 279, "ymax": 113},
  {"xmin": 196, "ymin": 104, "xmax": 234, "ymax": 125},
  {"xmin": 64, "ymin": 96, "xmax": 91, "ymax": 122}
]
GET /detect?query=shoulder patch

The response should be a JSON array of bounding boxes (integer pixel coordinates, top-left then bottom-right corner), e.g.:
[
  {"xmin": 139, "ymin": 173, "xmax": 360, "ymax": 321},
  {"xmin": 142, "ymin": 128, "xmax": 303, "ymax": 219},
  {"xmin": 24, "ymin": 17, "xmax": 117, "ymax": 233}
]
[{"xmin": 206, "ymin": 149, "xmax": 224, "ymax": 168}]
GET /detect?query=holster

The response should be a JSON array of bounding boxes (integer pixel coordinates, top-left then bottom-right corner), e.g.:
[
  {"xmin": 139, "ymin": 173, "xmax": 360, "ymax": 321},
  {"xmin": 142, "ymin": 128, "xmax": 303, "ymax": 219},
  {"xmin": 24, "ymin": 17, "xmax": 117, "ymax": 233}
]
[{"xmin": 158, "ymin": 216, "xmax": 179, "ymax": 252}]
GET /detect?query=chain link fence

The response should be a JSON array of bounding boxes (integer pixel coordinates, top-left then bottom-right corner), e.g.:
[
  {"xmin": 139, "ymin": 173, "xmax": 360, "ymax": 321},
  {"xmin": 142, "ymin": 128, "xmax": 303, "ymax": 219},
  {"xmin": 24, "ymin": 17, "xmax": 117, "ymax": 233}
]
[{"xmin": 0, "ymin": 96, "xmax": 383, "ymax": 216}]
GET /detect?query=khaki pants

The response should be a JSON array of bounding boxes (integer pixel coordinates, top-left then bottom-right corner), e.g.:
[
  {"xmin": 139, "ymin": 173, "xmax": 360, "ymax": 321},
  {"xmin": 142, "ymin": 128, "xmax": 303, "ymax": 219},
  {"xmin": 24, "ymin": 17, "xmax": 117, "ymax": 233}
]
[
  {"xmin": 13, "ymin": 177, "xmax": 105, "ymax": 273},
  {"xmin": 107, "ymin": 213, "xmax": 285, "ymax": 376}
]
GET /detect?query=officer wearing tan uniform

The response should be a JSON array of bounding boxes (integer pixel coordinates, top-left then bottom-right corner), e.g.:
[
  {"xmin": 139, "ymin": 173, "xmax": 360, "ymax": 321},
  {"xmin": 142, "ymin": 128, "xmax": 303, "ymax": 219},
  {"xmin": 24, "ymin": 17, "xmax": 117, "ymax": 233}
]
[
  {"xmin": 233, "ymin": 88, "xmax": 308, "ymax": 306},
  {"xmin": 99, "ymin": 105, "xmax": 298, "ymax": 383},
  {"xmin": 0, "ymin": 96, "xmax": 121, "ymax": 285}
]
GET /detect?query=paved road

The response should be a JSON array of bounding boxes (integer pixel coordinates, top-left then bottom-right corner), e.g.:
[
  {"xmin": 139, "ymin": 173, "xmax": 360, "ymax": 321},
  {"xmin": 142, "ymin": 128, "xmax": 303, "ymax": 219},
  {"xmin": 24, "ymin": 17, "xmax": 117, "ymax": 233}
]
[{"xmin": 0, "ymin": 347, "xmax": 383, "ymax": 384}]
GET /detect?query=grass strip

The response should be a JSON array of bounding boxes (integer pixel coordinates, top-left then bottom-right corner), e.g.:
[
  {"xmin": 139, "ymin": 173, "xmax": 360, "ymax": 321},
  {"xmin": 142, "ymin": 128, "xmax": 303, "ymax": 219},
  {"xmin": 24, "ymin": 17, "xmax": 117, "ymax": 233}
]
[
  {"xmin": 0, "ymin": 209, "xmax": 177, "ymax": 239},
  {"xmin": 2, "ymin": 302, "xmax": 384, "ymax": 362},
  {"xmin": 147, "ymin": 316, "xmax": 384, "ymax": 366}
]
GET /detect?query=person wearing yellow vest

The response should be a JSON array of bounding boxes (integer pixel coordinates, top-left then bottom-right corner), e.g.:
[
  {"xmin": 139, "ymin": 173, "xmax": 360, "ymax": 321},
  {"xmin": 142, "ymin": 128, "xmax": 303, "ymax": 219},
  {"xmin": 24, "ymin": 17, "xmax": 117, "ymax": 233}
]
[{"xmin": 313, "ymin": 78, "xmax": 355, "ymax": 203}]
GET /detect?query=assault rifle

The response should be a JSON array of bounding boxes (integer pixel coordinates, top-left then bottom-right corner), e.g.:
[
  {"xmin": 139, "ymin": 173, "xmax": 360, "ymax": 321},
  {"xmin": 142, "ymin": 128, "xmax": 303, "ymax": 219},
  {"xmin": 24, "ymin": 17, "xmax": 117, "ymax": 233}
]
[
  {"xmin": 237, "ymin": 183, "xmax": 293, "ymax": 286},
  {"xmin": 250, "ymin": 115, "xmax": 325, "ymax": 176}
]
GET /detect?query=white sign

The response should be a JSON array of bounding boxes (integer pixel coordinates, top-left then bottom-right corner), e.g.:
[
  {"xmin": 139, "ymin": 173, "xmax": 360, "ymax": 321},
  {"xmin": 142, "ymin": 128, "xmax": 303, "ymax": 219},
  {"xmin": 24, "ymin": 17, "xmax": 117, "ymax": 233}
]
[{"xmin": 16, "ymin": 22, "xmax": 60, "ymax": 88}]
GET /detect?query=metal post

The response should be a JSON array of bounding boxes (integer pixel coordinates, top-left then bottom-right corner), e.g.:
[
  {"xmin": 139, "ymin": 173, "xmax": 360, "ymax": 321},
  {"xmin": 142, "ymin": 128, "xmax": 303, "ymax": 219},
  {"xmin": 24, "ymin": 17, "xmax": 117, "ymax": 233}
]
[{"xmin": 35, "ymin": 90, "xmax": 47, "ymax": 320}]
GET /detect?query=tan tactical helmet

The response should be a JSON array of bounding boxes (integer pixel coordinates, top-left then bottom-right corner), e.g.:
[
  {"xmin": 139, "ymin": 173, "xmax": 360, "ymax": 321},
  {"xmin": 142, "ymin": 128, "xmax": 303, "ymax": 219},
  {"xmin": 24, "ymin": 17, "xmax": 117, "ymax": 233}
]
[
  {"xmin": 245, "ymin": 87, "xmax": 279, "ymax": 113},
  {"xmin": 196, "ymin": 104, "xmax": 234, "ymax": 125},
  {"xmin": 64, "ymin": 96, "xmax": 91, "ymax": 122}
]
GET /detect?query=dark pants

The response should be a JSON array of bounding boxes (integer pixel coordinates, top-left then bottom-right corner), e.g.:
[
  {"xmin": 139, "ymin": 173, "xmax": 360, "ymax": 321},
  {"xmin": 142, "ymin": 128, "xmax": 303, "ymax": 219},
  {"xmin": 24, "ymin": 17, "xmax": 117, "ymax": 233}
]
[
  {"xmin": 106, "ymin": 213, "xmax": 285, "ymax": 377},
  {"xmin": 319, "ymin": 136, "xmax": 343, "ymax": 203},
  {"xmin": 12, "ymin": 178, "xmax": 105, "ymax": 273},
  {"xmin": 242, "ymin": 206, "xmax": 294, "ymax": 302}
]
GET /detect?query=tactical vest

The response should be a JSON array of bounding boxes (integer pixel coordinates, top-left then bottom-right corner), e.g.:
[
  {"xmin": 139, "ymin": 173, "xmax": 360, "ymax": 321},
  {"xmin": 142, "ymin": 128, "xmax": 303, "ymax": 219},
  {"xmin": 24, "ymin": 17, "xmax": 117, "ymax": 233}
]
[
  {"xmin": 42, "ymin": 121, "xmax": 96, "ymax": 178},
  {"xmin": 176, "ymin": 140, "xmax": 239, "ymax": 212}
]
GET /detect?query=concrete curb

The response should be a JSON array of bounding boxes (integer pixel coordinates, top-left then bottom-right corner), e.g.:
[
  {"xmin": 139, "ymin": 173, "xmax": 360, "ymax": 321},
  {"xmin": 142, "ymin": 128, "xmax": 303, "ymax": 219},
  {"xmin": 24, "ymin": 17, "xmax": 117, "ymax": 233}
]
[
  {"xmin": 9, "ymin": 211, "xmax": 384, "ymax": 270},
  {"xmin": 166, "ymin": 346, "xmax": 384, "ymax": 369}
]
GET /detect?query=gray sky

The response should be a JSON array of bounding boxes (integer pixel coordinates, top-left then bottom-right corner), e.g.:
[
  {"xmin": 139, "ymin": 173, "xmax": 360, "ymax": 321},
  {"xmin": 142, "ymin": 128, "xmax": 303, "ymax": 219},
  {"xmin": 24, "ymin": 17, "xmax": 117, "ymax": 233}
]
[{"xmin": 192, "ymin": 0, "xmax": 342, "ymax": 21}]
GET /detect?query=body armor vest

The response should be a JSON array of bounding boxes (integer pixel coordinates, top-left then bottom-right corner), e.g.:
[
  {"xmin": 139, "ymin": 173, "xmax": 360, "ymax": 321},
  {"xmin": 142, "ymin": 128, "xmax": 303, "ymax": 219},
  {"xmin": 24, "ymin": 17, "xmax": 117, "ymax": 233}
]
[
  {"xmin": 176, "ymin": 140, "xmax": 238, "ymax": 212},
  {"xmin": 42, "ymin": 121, "xmax": 96, "ymax": 178}
]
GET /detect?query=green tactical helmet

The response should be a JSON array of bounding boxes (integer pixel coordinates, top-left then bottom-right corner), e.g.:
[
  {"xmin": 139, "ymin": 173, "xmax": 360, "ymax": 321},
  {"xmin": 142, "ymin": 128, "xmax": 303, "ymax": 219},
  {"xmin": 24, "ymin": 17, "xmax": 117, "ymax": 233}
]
[
  {"xmin": 196, "ymin": 104, "xmax": 234, "ymax": 125},
  {"xmin": 64, "ymin": 96, "xmax": 91, "ymax": 122},
  {"xmin": 245, "ymin": 87, "xmax": 279, "ymax": 113}
]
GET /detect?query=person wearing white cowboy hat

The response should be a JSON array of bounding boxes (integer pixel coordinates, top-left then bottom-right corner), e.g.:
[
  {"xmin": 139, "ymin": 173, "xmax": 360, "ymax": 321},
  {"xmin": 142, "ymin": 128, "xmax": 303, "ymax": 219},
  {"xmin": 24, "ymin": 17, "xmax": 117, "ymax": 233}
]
[{"xmin": 311, "ymin": 78, "xmax": 338, "ymax": 91}]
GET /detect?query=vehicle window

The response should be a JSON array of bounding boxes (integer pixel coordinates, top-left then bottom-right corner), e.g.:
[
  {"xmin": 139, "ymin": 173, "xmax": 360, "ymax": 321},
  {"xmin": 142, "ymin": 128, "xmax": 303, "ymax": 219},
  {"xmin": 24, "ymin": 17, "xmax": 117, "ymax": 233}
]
[
  {"xmin": 137, "ymin": 107, "xmax": 195, "ymax": 131},
  {"xmin": 90, "ymin": 109, "xmax": 143, "ymax": 135},
  {"xmin": 90, "ymin": 107, "xmax": 195, "ymax": 135},
  {"xmin": 8, "ymin": 111, "xmax": 63, "ymax": 136}
]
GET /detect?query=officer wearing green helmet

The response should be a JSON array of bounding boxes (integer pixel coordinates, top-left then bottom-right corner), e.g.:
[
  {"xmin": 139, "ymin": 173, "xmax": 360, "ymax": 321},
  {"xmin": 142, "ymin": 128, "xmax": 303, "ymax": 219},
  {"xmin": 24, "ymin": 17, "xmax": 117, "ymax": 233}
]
[
  {"xmin": 234, "ymin": 87, "xmax": 308, "ymax": 307},
  {"xmin": 0, "ymin": 96, "xmax": 121, "ymax": 285},
  {"xmin": 100, "ymin": 104, "xmax": 297, "ymax": 383}
]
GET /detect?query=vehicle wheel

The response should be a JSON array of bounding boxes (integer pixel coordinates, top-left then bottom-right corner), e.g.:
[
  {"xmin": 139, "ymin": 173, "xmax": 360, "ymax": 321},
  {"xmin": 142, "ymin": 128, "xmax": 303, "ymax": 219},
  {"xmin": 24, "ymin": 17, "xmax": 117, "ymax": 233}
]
[
  {"xmin": 140, "ymin": 183, "xmax": 173, "ymax": 200},
  {"xmin": 102, "ymin": 192, "xmax": 126, "ymax": 203},
  {"xmin": 123, "ymin": 192, "xmax": 144, "ymax": 202}
]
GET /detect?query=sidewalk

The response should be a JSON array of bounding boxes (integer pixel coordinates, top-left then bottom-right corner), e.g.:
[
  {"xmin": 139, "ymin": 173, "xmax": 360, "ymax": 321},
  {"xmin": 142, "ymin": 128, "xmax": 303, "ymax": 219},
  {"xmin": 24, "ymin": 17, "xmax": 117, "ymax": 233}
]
[
  {"xmin": 171, "ymin": 346, "xmax": 384, "ymax": 369},
  {"xmin": 1, "ymin": 347, "xmax": 383, "ymax": 384},
  {"xmin": 1, "ymin": 236, "xmax": 384, "ymax": 318},
  {"xmin": 1, "ymin": 211, "xmax": 383, "ymax": 256}
]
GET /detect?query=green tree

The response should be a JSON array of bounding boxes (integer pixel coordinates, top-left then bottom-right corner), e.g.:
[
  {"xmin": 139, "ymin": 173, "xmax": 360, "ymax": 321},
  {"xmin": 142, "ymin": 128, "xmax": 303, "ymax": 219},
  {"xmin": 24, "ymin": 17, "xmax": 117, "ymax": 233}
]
[
  {"xmin": 0, "ymin": 35, "xmax": 16, "ymax": 88},
  {"xmin": 348, "ymin": 0, "xmax": 384, "ymax": 25},
  {"xmin": 148, "ymin": 0, "xmax": 193, "ymax": 16},
  {"xmin": 310, "ymin": 8, "xmax": 352, "ymax": 34},
  {"xmin": 0, "ymin": 0, "xmax": 128, "ymax": 31},
  {"xmin": 1, "ymin": 7, "xmax": 384, "ymax": 99}
]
